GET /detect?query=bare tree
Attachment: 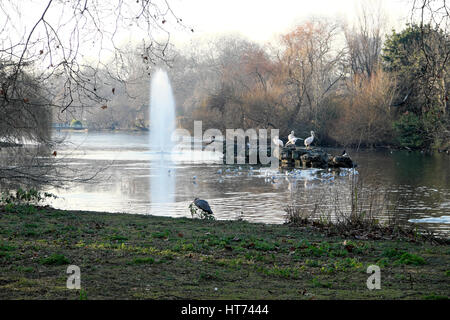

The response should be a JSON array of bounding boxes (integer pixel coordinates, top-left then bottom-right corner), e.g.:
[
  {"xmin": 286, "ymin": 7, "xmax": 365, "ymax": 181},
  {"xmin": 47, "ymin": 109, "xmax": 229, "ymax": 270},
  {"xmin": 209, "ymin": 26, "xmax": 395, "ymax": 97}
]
[
  {"xmin": 411, "ymin": 0, "xmax": 450, "ymax": 28},
  {"xmin": 344, "ymin": 0, "xmax": 386, "ymax": 78},
  {"xmin": 411, "ymin": 0, "xmax": 449, "ymax": 116},
  {"xmin": 278, "ymin": 19, "xmax": 345, "ymax": 137}
]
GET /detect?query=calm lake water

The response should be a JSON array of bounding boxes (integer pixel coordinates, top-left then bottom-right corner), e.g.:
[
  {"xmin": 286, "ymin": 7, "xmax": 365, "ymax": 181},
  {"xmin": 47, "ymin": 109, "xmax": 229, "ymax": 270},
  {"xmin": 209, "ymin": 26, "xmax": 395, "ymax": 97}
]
[{"xmin": 48, "ymin": 131, "xmax": 450, "ymax": 237}]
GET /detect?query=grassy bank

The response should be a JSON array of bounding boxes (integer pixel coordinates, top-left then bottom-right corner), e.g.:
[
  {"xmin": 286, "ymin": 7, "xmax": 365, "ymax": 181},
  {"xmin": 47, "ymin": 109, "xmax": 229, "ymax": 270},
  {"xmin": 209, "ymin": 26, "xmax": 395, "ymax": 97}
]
[{"xmin": 0, "ymin": 205, "xmax": 449, "ymax": 300}]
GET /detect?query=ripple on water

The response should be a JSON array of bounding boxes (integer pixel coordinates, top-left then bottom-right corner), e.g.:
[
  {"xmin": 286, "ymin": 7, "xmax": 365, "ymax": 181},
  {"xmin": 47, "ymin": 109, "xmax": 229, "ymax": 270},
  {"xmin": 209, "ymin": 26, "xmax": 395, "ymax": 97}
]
[{"xmin": 408, "ymin": 216, "xmax": 450, "ymax": 224}]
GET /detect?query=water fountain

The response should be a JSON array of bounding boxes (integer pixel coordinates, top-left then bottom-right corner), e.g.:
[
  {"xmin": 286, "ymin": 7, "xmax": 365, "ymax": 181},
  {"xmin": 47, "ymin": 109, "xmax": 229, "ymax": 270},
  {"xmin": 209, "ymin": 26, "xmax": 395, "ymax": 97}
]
[{"xmin": 149, "ymin": 69, "xmax": 176, "ymax": 206}]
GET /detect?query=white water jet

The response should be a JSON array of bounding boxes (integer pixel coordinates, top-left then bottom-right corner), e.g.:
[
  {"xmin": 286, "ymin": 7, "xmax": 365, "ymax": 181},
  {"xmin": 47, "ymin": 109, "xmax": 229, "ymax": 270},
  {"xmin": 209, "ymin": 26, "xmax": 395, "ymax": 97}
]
[{"xmin": 149, "ymin": 69, "xmax": 176, "ymax": 205}]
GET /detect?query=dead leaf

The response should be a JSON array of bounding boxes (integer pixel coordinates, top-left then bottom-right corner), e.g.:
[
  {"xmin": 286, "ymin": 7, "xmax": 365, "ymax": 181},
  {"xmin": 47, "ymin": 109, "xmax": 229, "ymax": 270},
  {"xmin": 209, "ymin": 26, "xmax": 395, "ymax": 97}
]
[
  {"xmin": 101, "ymin": 105, "xmax": 107, "ymax": 110},
  {"xmin": 23, "ymin": 98, "xmax": 29, "ymax": 103},
  {"xmin": 52, "ymin": 151, "xmax": 57, "ymax": 157},
  {"xmin": 177, "ymin": 232, "xmax": 183, "ymax": 237},
  {"xmin": 39, "ymin": 50, "xmax": 44, "ymax": 55}
]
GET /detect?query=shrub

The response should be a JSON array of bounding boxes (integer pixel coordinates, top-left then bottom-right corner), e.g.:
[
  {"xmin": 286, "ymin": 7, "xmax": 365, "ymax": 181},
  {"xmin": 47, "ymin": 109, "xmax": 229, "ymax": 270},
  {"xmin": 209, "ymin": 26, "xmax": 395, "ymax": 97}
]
[{"xmin": 393, "ymin": 113, "xmax": 425, "ymax": 149}]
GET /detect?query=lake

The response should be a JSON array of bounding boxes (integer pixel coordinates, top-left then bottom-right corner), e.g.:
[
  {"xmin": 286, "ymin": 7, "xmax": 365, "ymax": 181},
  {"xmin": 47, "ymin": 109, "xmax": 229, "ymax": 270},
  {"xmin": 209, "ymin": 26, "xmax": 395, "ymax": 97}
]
[{"xmin": 48, "ymin": 131, "xmax": 450, "ymax": 237}]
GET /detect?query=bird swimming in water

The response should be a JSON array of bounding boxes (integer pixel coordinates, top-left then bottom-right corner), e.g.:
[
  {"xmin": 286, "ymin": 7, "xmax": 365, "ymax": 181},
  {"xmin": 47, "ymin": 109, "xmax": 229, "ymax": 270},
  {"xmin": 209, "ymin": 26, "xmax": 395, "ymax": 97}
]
[
  {"xmin": 304, "ymin": 131, "xmax": 315, "ymax": 149},
  {"xmin": 193, "ymin": 198, "xmax": 213, "ymax": 215},
  {"xmin": 204, "ymin": 135, "xmax": 216, "ymax": 147}
]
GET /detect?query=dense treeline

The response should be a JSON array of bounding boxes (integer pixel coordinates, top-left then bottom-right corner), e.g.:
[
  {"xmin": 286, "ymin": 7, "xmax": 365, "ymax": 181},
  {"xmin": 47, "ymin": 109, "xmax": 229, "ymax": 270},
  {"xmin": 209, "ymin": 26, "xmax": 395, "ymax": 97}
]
[{"xmin": 77, "ymin": 19, "xmax": 448, "ymax": 150}]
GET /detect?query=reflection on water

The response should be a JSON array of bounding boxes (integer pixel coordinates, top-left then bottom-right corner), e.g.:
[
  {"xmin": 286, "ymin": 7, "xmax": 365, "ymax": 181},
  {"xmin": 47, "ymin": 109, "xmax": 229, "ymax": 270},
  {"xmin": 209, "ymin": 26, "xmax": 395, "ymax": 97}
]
[{"xmin": 48, "ymin": 131, "xmax": 450, "ymax": 236}]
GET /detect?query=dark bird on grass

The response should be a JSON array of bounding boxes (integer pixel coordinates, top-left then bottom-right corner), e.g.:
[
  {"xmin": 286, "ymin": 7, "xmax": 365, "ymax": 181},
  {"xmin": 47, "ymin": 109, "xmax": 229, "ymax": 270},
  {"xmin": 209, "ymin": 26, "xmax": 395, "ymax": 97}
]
[{"xmin": 193, "ymin": 197, "xmax": 213, "ymax": 215}]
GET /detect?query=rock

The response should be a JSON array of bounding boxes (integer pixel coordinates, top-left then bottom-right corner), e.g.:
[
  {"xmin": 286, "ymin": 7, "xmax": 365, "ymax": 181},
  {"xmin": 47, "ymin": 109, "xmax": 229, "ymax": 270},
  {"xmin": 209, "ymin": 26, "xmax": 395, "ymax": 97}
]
[
  {"xmin": 291, "ymin": 148, "xmax": 309, "ymax": 159},
  {"xmin": 331, "ymin": 156, "xmax": 354, "ymax": 168},
  {"xmin": 281, "ymin": 146, "xmax": 355, "ymax": 169},
  {"xmin": 300, "ymin": 151, "xmax": 328, "ymax": 168}
]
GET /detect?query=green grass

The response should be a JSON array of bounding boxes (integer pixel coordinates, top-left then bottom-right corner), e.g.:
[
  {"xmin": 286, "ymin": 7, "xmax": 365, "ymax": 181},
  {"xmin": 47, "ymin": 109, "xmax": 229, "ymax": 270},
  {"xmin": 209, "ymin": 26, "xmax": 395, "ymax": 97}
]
[
  {"xmin": 395, "ymin": 252, "xmax": 426, "ymax": 266},
  {"xmin": 0, "ymin": 205, "xmax": 449, "ymax": 300},
  {"xmin": 40, "ymin": 254, "xmax": 70, "ymax": 265},
  {"xmin": 128, "ymin": 257, "xmax": 155, "ymax": 265},
  {"xmin": 382, "ymin": 248, "xmax": 427, "ymax": 265},
  {"xmin": 423, "ymin": 294, "xmax": 448, "ymax": 300},
  {"xmin": 109, "ymin": 235, "xmax": 128, "ymax": 242}
]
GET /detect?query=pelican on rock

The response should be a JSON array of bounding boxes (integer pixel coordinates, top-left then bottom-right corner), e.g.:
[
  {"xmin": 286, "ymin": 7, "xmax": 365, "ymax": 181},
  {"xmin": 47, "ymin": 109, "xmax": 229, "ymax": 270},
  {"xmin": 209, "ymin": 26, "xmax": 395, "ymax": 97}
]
[
  {"xmin": 286, "ymin": 131, "xmax": 302, "ymax": 147},
  {"xmin": 304, "ymin": 131, "xmax": 315, "ymax": 149},
  {"xmin": 273, "ymin": 136, "xmax": 284, "ymax": 147}
]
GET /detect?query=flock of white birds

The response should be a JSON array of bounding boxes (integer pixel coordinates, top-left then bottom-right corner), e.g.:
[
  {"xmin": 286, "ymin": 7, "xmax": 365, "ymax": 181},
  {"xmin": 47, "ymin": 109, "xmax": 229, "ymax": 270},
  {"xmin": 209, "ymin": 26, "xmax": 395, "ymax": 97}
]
[{"xmin": 273, "ymin": 130, "xmax": 315, "ymax": 149}]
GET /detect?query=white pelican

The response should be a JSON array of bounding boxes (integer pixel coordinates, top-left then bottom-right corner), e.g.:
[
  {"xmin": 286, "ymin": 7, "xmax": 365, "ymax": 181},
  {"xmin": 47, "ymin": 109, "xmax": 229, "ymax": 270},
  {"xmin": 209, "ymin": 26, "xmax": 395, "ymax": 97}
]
[
  {"xmin": 272, "ymin": 136, "xmax": 284, "ymax": 147},
  {"xmin": 304, "ymin": 131, "xmax": 315, "ymax": 149},
  {"xmin": 288, "ymin": 131, "xmax": 295, "ymax": 141},
  {"xmin": 286, "ymin": 131, "xmax": 302, "ymax": 147}
]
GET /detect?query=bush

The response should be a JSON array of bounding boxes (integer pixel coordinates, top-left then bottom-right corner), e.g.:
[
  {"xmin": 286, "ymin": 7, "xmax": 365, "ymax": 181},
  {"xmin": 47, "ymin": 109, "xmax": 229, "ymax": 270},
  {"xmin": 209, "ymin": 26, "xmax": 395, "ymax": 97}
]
[{"xmin": 393, "ymin": 112, "xmax": 425, "ymax": 149}]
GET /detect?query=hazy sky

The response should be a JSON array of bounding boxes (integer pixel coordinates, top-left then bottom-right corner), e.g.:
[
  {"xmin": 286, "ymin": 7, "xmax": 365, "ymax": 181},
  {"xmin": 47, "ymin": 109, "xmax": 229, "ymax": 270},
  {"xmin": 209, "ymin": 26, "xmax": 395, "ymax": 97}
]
[
  {"xmin": 169, "ymin": 0, "xmax": 412, "ymax": 45},
  {"xmin": 2, "ymin": 0, "xmax": 414, "ymax": 63}
]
